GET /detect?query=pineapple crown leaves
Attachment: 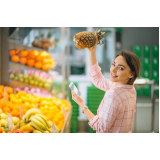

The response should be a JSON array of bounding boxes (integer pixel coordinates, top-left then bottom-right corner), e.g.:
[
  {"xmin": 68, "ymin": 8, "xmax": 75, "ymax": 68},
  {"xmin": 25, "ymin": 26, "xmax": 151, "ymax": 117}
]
[{"xmin": 94, "ymin": 28, "xmax": 108, "ymax": 45}]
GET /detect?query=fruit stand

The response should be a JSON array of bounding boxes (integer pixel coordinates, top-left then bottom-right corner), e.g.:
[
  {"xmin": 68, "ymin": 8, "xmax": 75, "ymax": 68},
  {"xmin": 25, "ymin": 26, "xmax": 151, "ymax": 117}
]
[{"xmin": 0, "ymin": 27, "xmax": 72, "ymax": 133}]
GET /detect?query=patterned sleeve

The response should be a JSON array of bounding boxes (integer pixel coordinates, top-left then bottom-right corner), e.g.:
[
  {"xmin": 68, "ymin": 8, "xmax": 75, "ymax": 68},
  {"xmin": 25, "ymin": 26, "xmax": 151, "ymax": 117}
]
[
  {"xmin": 88, "ymin": 62, "xmax": 114, "ymax": 92},
  {"xmin": 88, "ymin": 93, "xmax": 121, "ymax": 133}
]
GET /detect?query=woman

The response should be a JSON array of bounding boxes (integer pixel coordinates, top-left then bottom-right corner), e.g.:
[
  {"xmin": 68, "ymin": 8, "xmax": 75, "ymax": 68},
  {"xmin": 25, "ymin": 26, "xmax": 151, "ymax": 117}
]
[{"xmin": 71, "ymin": 37, "xmax": 140, "ymax": 133}]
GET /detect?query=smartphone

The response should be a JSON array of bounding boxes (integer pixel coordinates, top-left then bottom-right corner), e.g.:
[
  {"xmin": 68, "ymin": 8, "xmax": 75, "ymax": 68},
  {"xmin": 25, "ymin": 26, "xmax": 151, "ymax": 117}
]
[{"xmin": 69, "ymin": 82, "xmax": 81, "ymax": 96}]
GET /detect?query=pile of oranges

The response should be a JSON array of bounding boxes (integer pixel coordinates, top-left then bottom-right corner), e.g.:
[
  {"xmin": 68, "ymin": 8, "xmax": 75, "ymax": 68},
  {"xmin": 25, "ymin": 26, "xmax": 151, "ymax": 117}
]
[
  {"xmin": 0, "ymin": 85, "xmax": 13, "ymax": 99},
  {"xmin": 9, "ymin": 49, "xmax": 57, "ymax": 71}
]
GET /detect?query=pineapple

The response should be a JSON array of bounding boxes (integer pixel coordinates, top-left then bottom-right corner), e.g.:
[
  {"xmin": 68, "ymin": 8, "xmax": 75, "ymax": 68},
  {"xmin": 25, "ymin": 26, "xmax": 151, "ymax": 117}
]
[{"xmin": 73, "ymin": 29, "xmax": 107, "ymax": 49}]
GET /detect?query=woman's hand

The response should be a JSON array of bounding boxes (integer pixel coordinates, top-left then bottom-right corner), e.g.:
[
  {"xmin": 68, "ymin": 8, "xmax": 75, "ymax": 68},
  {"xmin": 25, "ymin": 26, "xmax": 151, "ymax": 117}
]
[
  {"xmin": 87, "ymin": 36, "xmax": 98, "ymax": 54},
  {"xmin": 71, "ymin": 91, "xmax": 85, "ymax": 108}
]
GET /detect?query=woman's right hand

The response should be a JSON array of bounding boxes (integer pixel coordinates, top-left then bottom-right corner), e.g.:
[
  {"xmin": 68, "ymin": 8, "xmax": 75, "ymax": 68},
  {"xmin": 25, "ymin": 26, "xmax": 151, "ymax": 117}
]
[{"xmin": 87, "ymin": 36, "xmax": 98, "ymax": 54}]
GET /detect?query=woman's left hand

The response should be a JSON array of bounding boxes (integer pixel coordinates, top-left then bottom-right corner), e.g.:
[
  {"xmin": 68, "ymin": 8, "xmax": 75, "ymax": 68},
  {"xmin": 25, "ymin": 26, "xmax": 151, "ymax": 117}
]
[{"xmin": 71, "ymin": 91, "xmax": 85, "ymax": 107}]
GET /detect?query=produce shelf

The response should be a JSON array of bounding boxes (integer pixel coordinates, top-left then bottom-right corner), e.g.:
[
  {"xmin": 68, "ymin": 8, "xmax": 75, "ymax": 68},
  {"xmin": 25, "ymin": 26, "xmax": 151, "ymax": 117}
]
[
  {"xmin": 9, "ymin": 61, "xmax": 49, "ymax": 73},
  {"xmin": 7, "ymin": 80, "xmax": 49, "ymax": 92}
]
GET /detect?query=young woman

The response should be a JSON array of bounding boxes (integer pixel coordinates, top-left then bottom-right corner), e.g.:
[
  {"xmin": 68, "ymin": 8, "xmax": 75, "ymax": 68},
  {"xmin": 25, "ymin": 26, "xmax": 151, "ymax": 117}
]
[{"xmin": 71, "ymin": 37, "xmax": 140, "ymax": 133}]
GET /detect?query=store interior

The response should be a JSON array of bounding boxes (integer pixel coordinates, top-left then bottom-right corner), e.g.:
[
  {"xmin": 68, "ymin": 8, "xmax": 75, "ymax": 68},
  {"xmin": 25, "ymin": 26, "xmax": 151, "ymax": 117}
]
[{"xmin": 0, "ymin": 27, "xmax": 159, "ymax": 133}]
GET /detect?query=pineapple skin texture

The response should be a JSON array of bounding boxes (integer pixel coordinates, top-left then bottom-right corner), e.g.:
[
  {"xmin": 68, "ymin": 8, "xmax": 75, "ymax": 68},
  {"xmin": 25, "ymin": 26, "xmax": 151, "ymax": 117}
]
[{"xmin": 73, "ymin": 31, "xmax": 96, "ymax": 49}]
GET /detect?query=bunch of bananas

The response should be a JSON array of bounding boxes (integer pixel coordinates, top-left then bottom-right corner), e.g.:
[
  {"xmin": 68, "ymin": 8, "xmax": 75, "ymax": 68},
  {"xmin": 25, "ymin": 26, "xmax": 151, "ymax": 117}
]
[{"xmin": 20, "ymin": 108, "xmax": 60, "ymax": 133}]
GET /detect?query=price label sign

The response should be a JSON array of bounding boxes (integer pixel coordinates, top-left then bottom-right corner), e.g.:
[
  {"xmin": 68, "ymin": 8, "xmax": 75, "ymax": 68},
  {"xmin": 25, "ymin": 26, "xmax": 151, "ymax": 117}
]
[
  {"xmin": 6, "ymin": 113, "xmax": 14, "ymax": 130},
  {"xmin": 3, "ymin": 86, "xmax": 8, "ymax": 97},
  {"xmin": 62, "ymin": 105, "xmax": 66, "ymax": 119},
  {"xmin": 20, "ymin": 105, "xmax": 23, "ymax": 120},
  {"xmin": 51, "ymin": 123, "xmax": 57, "ymax": 133}
]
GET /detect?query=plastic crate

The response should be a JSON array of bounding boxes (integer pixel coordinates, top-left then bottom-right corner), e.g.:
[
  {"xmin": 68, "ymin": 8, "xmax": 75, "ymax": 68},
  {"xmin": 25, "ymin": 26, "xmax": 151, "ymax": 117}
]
[
  {"xmin": 143, "ymin": 45, "xmax": 150, "ymax": 58},
  {"xmin": 152, "ymin": 45, "xmax": 159, "ymax": 58},
  {"xmin": 134, "ymin": 45, "xmax": 141, "ymax": 59}
]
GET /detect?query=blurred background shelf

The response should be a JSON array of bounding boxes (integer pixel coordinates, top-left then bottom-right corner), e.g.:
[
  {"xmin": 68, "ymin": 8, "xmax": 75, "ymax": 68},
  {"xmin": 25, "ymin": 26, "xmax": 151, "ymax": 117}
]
[{"xmin": 9, "ymin": 61, "xmax": 49, "ymax": 73}]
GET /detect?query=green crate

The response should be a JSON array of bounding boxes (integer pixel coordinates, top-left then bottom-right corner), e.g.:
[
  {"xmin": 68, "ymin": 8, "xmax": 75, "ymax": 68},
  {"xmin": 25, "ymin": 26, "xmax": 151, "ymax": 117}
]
[
  {"xmin": 142, "ymin": 84, "xmax": 151, "ymax": 96},
  {"xmin": 136, "ymin": 87, "xmax": 142, "ymax": 96},
  {"xmin": 152, "ymin": 70, "xmax": 159, "ymax": 84},
  {"xmin": 134, "ymin": 45, "xmax": 141, "ymax": 58},
  {"xmin": 143, "ymin": 58, "xmax": 150, "ymax": 70},
  {"xmin": 152, "ymin": 58, "xmax": 159, "ymax": 70},
  {"xmin": 143, "ymin": 70, "xmax": 150, "ymax": 79},
  {"xmin": 143, "ymin": 45, "xmax": 150, "ymax": 58},
  {"xmin": 152, "ymin": 45, "xmax": 159, "ymax": 58}
]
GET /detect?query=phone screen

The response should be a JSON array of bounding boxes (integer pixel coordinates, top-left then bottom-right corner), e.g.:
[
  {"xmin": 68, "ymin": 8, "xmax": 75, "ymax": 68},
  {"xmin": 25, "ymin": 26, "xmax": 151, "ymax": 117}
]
[{"xmin": 69, "ymin": 82, "xmax": 81, "ymax": 96}]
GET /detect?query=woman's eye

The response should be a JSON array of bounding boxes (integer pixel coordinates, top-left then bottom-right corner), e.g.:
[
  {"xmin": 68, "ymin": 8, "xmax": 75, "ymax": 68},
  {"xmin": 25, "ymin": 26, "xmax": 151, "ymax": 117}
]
[
  {"xmin": 119, "ymin": 67, "xmax": 124, "ymax": 70},
  {"xmin": 112, "ymin": 63, "xmax": 115, "ymax": 66}
]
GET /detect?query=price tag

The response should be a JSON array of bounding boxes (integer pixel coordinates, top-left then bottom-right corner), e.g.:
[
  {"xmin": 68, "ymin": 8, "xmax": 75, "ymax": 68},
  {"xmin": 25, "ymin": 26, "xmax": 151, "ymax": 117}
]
[
  {"xmin": 51, "ymin": 123, "xmax": 57, "ymax": 133},
  {"xmin": 3, "ymin": 86, "xmax": 8, "ymax": 96},
  {"xmin": 6, "ymin": 113, "xmax": 14, "ymax": 130},
  {"xmin": 62, "ymin": 105, "xmax": 66, "ymax": 119},
  {"xmin": 20, "ymin": 105, "xmax": 23, "ymax": 120}
]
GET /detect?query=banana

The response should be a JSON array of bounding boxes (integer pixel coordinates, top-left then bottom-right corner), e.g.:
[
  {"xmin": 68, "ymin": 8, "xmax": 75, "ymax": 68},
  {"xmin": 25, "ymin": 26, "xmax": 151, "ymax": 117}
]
[
  {"xmin": 43, "ymin": 130, "xmax": 49, "ymax": 133},
  {"xmin": 30, "ymin": 121, "xmax": 45, "ymax": 133},
  {"xmin": 25, "ymin": 108, "xmax": 42, "ymax": 120},
  {"xmin": 33, "ymin": 129, "xmax": 42, "ymax": 133},
  {"xmin": 36, "ymin": 114, "xmax": 50, "ymax": 128},
  {"xmin": 30, "ymin": 117, "xmax": 47, "ymax": 130},
  {"xmin": 31, "ymin": 115, "xmax": 47, "ymax": 128},
  {"xmin": 20, "ymin": 122, "xmax": 34, "ymax": 132}
]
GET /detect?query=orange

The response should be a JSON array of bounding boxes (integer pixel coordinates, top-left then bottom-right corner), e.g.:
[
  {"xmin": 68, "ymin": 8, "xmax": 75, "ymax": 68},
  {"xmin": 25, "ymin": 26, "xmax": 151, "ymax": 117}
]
[
  {"xmin": 11, "ymin": 110, "xmax": 19, "ymax": 117},
  {"xmin": 19, "ymin": 57, "xmax": 27, "ymax": 64},
  {"xmin": 0, "ymin": 102, "xmax": 7, "ymax": 109},
  {"xmin": 34, "ymin": 62, "xmax": 42, "ymax": 69},
  {"xmin": 27, "ymin": 59, "xmax": 35, "ymax": 67},
  {"xmin": 3, "ymin": 107, "xmax": 11, "ymax": 113},
  {"xmin": 16, "ymin": 49, "xmax": 21, "ymax": 54},
  {"xmin": 0, "ymin": 89, "xmax": 3, "ymax": 96},
  {"xmin": 9, "ymin": 50, "xmax": 16, "ymax": 56},
  {"xmin": 11, "ymin": 55, "xmax": 19, "ymax": 63},
  {"xmin": 19, "ymin": 50, "xmax": 28, "ymax": 57},
  {"xmin": 28, "ymin": 50, "xmax": 39, "ymax": 59},
  {"xmin": 7, "ymin": 87, "xmax": 13, "ymax": 94},
  {"xmin": 0, "ymin": 85, "xmax": 5, "ymax": 91},
  {"xmin": 42, "ymin": 64, "xmax": 51, "ymax": 71},
  {"xmin": 4, "ymin": 112, "xmax": 9, "ymax": 116}
]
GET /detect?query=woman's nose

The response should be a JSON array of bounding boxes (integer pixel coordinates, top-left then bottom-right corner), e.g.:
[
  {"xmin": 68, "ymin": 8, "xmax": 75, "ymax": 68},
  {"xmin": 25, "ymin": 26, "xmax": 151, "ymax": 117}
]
[{"xmin": 112, "ymin": 66, "xmax": 117, "ymax": 73}]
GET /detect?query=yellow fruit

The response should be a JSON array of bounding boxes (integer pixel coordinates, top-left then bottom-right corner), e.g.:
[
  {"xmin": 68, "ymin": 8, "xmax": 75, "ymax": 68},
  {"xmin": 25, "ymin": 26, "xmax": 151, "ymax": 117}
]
[
  {"xmin": 0, "ymin": 109, "xmax": 3, "ymax": 114},
  {"xmin": 12, "ymin": 117, "xmax": 20, "ymax": 125},
  {"xmin": 0, "ymin": 113, "xmax": 7, "ymax": 119},
  {"xmin": 0, "ymin": 119, "xmax": 6, "ymax": 127}
]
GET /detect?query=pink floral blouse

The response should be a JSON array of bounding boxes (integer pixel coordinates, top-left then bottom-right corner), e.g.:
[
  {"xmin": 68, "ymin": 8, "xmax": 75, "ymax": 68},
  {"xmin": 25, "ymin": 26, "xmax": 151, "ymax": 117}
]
[{"xmin": 88, "ymin": 62, "xmax": 136, "ymax": 133}]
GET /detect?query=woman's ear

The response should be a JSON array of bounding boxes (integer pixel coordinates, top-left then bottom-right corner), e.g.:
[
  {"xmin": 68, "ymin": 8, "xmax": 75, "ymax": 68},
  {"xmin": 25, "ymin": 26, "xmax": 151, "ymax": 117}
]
[{"xmin": 129, "ymin": 72, "xmax": 135, "ymax": 79}]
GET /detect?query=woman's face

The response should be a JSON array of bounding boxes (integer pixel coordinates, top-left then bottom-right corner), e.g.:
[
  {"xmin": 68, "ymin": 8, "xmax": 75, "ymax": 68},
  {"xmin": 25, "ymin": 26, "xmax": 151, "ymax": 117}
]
[{"xmin": 110, "ymin": 55, "xmax": 134, "ymax": 86}]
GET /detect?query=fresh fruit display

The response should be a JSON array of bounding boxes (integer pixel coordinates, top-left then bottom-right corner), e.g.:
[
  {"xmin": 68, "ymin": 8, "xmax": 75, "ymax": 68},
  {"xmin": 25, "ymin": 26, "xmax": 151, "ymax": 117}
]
[
  {"xmin": 0, "ymin": 111, "xmax": 20, "ymax": 133},
  {"xmin": 0, "ymin": 85, "xmax": 13, "ymax": 99},
  {"xmin": 73, "ymin": 28, "xmax": 107, "ymax": 49},
  {"xmin": 32, "ymin": 37, "xmax": 59, "ymax": 50},
  {"xmin": 9, "ymin": 70, "xmax": 56, "ymax": 89},
  {"xmin": 0, "ymin": 91, "xmax": 70, "ymax": 130},
  {"xmin": 15, "ymin": 88, "xmax": 53, "ymax": 98},
  {"xmin": 19, "ymin": 108, "xmax": 60, "ymax": 133},
  {"xmin": 9, "ymin": 49, "xmax": 57, "ymax": 71}
]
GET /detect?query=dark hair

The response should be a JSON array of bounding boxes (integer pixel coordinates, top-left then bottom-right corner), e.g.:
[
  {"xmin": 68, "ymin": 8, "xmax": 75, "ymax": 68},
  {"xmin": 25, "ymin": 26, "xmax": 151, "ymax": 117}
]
[{"xmin": 115, "ymin": 51, "xmax": 140, "ymax": 85}]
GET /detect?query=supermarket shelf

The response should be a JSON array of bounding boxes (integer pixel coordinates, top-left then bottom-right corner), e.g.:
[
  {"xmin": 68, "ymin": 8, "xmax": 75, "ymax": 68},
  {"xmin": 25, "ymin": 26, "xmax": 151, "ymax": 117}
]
[
  {"xmin": 7, "ymin": 80, "xmax": 48, "ymax": 91},
  {"xmin": 9, "ymin": 39, "xmax": 50, "ymax": 52},
  {"xmin": 9, "ymin": 61, "xmax": 49, "ymax": 73}
]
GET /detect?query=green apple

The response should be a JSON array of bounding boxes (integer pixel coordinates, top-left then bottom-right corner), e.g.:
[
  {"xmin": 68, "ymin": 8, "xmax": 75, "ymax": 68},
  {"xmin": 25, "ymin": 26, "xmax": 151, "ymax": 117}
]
[
  {"xmin": 28, "ymin": 76, "xmax": 33, "ymax": 81},
  {"xmin": 13, "ymin": 76, "xmax": 18, "ymax": 81},
  {"xmin": 38, "ymin": 82, "xmax": 44, "ymax": 87},
  {"xmin": 44, "ymin": 83, "xmax": 51, "ymax": 89},
  {"xmin": 29, "ymin": 80, "xmax": 34, "ymax": 85},
  {"xmin": 19, "ymin": 77, "xmax": 24, "ymax": 82},
  {"xmin": 23, "ymin": 74, "xmax": 28, "ymax": 79},
  {"xmin": 24, "ymin": 79, "xmax": 29, "ymax": 83},
  {"xmin": 9, "ymin": 73, "xmax": 15, "ymax": 79},
  {"xmin": 18, "ymin": 73, "xmax": 23, "ymax": 79},
  {"xmin": 34, "ymin": 80, "xmax": 39, "ymax": 86}
]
